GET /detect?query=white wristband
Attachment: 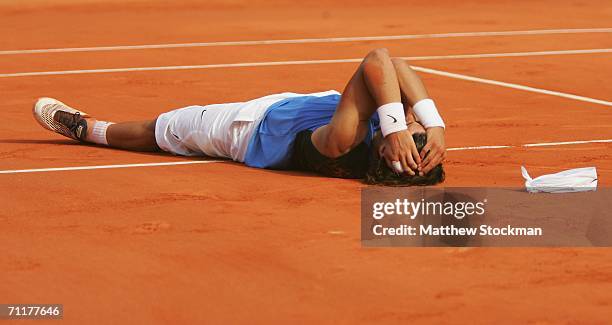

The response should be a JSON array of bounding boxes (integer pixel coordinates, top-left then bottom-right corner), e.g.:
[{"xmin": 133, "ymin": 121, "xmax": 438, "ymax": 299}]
[
  {"xmin": 412, "ymin": 98, "xmax": 445, "ymax": 129},
  {"xmin": 377, "ymin": 102, "xmax": 407, "ymax": 137}
]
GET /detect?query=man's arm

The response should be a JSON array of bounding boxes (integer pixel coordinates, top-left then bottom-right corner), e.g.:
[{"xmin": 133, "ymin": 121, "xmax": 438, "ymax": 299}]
[
  {"xmin": 312, "ymin": 48, "xmax": 421, "ymax": 175},
  {"xmin": 391, "ymin": 58, "xmax": 446, "ymax": 175}
]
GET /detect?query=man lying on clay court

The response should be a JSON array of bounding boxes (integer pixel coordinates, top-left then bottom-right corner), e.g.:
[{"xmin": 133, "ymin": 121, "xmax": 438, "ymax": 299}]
[{"xmin": 33, "ymin": 48, "xmax": 446, "ymax": 185}]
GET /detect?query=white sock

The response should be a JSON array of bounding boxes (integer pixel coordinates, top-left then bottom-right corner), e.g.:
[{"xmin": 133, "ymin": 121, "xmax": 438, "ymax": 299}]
[{"xmin": 89, "ymin": 121, "xmax": 114, "ymax": 145}]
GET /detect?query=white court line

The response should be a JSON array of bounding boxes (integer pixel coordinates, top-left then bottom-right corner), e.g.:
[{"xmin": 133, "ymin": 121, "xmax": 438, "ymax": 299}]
[
  {"xmin": 447, "ymin": 139, "xmax": 612, "ymax": 151},
  {"xmin": 407, "ymin": 48, "xmax": 612, "ymax": 60},
  {"xmin": 1, "ymin": 28, "xmax": 611, "ymax": 55},
  {"xmin": 447, "ymin": 145, "xmax": 513, "ymax": 151},
  {"xmin": 2, "ymin": 49, "xmax": 610, "ymax": 106},
  {"xmin": 410, "ymin": 66, "xmax": 612, "ymax": 106},
  {"xmin": 0, "ymin": 58, "xmax": 361, "ymax": 78},
  {"xmin": 0, "ymin": 160, "xmax": 222, "ymax": 174},
  {"xmin": 1, "ymin": 48, "xmax": 612, "ymax": 79},
  {"xmin": 523, "ymin": 139, "xmax": 612, "ymax": 147},
  {"xmin": 1, "ymin": 139, "xmax": 610, "ymax": 175}
]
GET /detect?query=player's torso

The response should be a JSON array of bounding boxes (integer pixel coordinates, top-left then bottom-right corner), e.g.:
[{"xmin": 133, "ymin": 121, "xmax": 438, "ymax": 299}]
[{"xmin": 193, "ymin": 91, "xmax": 339, "ymax": 161}]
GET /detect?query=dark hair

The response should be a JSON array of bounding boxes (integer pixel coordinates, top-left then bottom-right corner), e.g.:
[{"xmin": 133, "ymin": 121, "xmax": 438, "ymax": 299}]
[{"xmin": 364, "ymin": 133, "xmax": 445, "ymax": 186}]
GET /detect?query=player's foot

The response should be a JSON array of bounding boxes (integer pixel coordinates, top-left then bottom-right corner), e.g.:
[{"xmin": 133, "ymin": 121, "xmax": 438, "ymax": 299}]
[{"xmin": 33, "ymin": 97, "xmax": 90, "ymax": 141}]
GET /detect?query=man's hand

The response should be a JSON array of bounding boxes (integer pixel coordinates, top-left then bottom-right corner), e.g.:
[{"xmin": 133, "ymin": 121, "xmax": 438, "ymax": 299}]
[
  {"xmin": 380, "ymin": 130, "xmax": 421, "ymax": 175},
  {"xmin": 419, "ymin": 127, "xmax": 446, "ymax": 175}
]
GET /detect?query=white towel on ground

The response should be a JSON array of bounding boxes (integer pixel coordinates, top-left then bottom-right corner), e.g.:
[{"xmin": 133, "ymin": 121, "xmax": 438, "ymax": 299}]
[{"xmin": 521, "ymin": 166, "xmax": 598, "ymax": 193}]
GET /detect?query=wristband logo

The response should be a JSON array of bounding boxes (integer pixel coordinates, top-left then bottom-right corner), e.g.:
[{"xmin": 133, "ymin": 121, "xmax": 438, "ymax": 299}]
[{"xmin": 386, "ymin": 114, "xmax": 398, "ymax": 123}]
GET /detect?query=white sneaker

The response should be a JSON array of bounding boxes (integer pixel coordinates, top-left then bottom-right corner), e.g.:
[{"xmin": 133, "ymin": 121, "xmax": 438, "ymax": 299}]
[{"xmin": 33, "ymin": 97, "xmax": 90, "ymax": 141}]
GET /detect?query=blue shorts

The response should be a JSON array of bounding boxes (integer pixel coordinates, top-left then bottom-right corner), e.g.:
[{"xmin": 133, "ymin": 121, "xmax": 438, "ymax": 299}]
[{"xmin": 244, "ymin": 94, "xmax": 379, "ymax": 169}]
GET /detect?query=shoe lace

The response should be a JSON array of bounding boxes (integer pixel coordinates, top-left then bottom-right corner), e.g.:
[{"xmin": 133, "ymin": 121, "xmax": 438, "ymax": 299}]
[
  {"xmin": 69, "ymin": 112, "xmax": 81, "ymax": 133},
  {"xmin": 54, "ymin": 109, "xmax": 82, "ymax": 137}
]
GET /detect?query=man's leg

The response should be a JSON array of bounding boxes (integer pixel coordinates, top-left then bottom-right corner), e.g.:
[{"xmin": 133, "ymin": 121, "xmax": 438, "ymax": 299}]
[
  {"xmin": 33, "ymin": 98, "xmax": 159, "ymax": 152},
  {"xmin": 99, "ymin": 119, "xmax": 158, "ymax": 151},
  {"xmin": 311, "ymin": 48, "xmax": 421, "ymax": 174}
]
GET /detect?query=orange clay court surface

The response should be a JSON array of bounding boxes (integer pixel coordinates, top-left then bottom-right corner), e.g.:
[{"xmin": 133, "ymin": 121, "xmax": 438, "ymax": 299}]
[{"xmin": 1, "ymin": 0, "xmax": 612, "ymax": 323}]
